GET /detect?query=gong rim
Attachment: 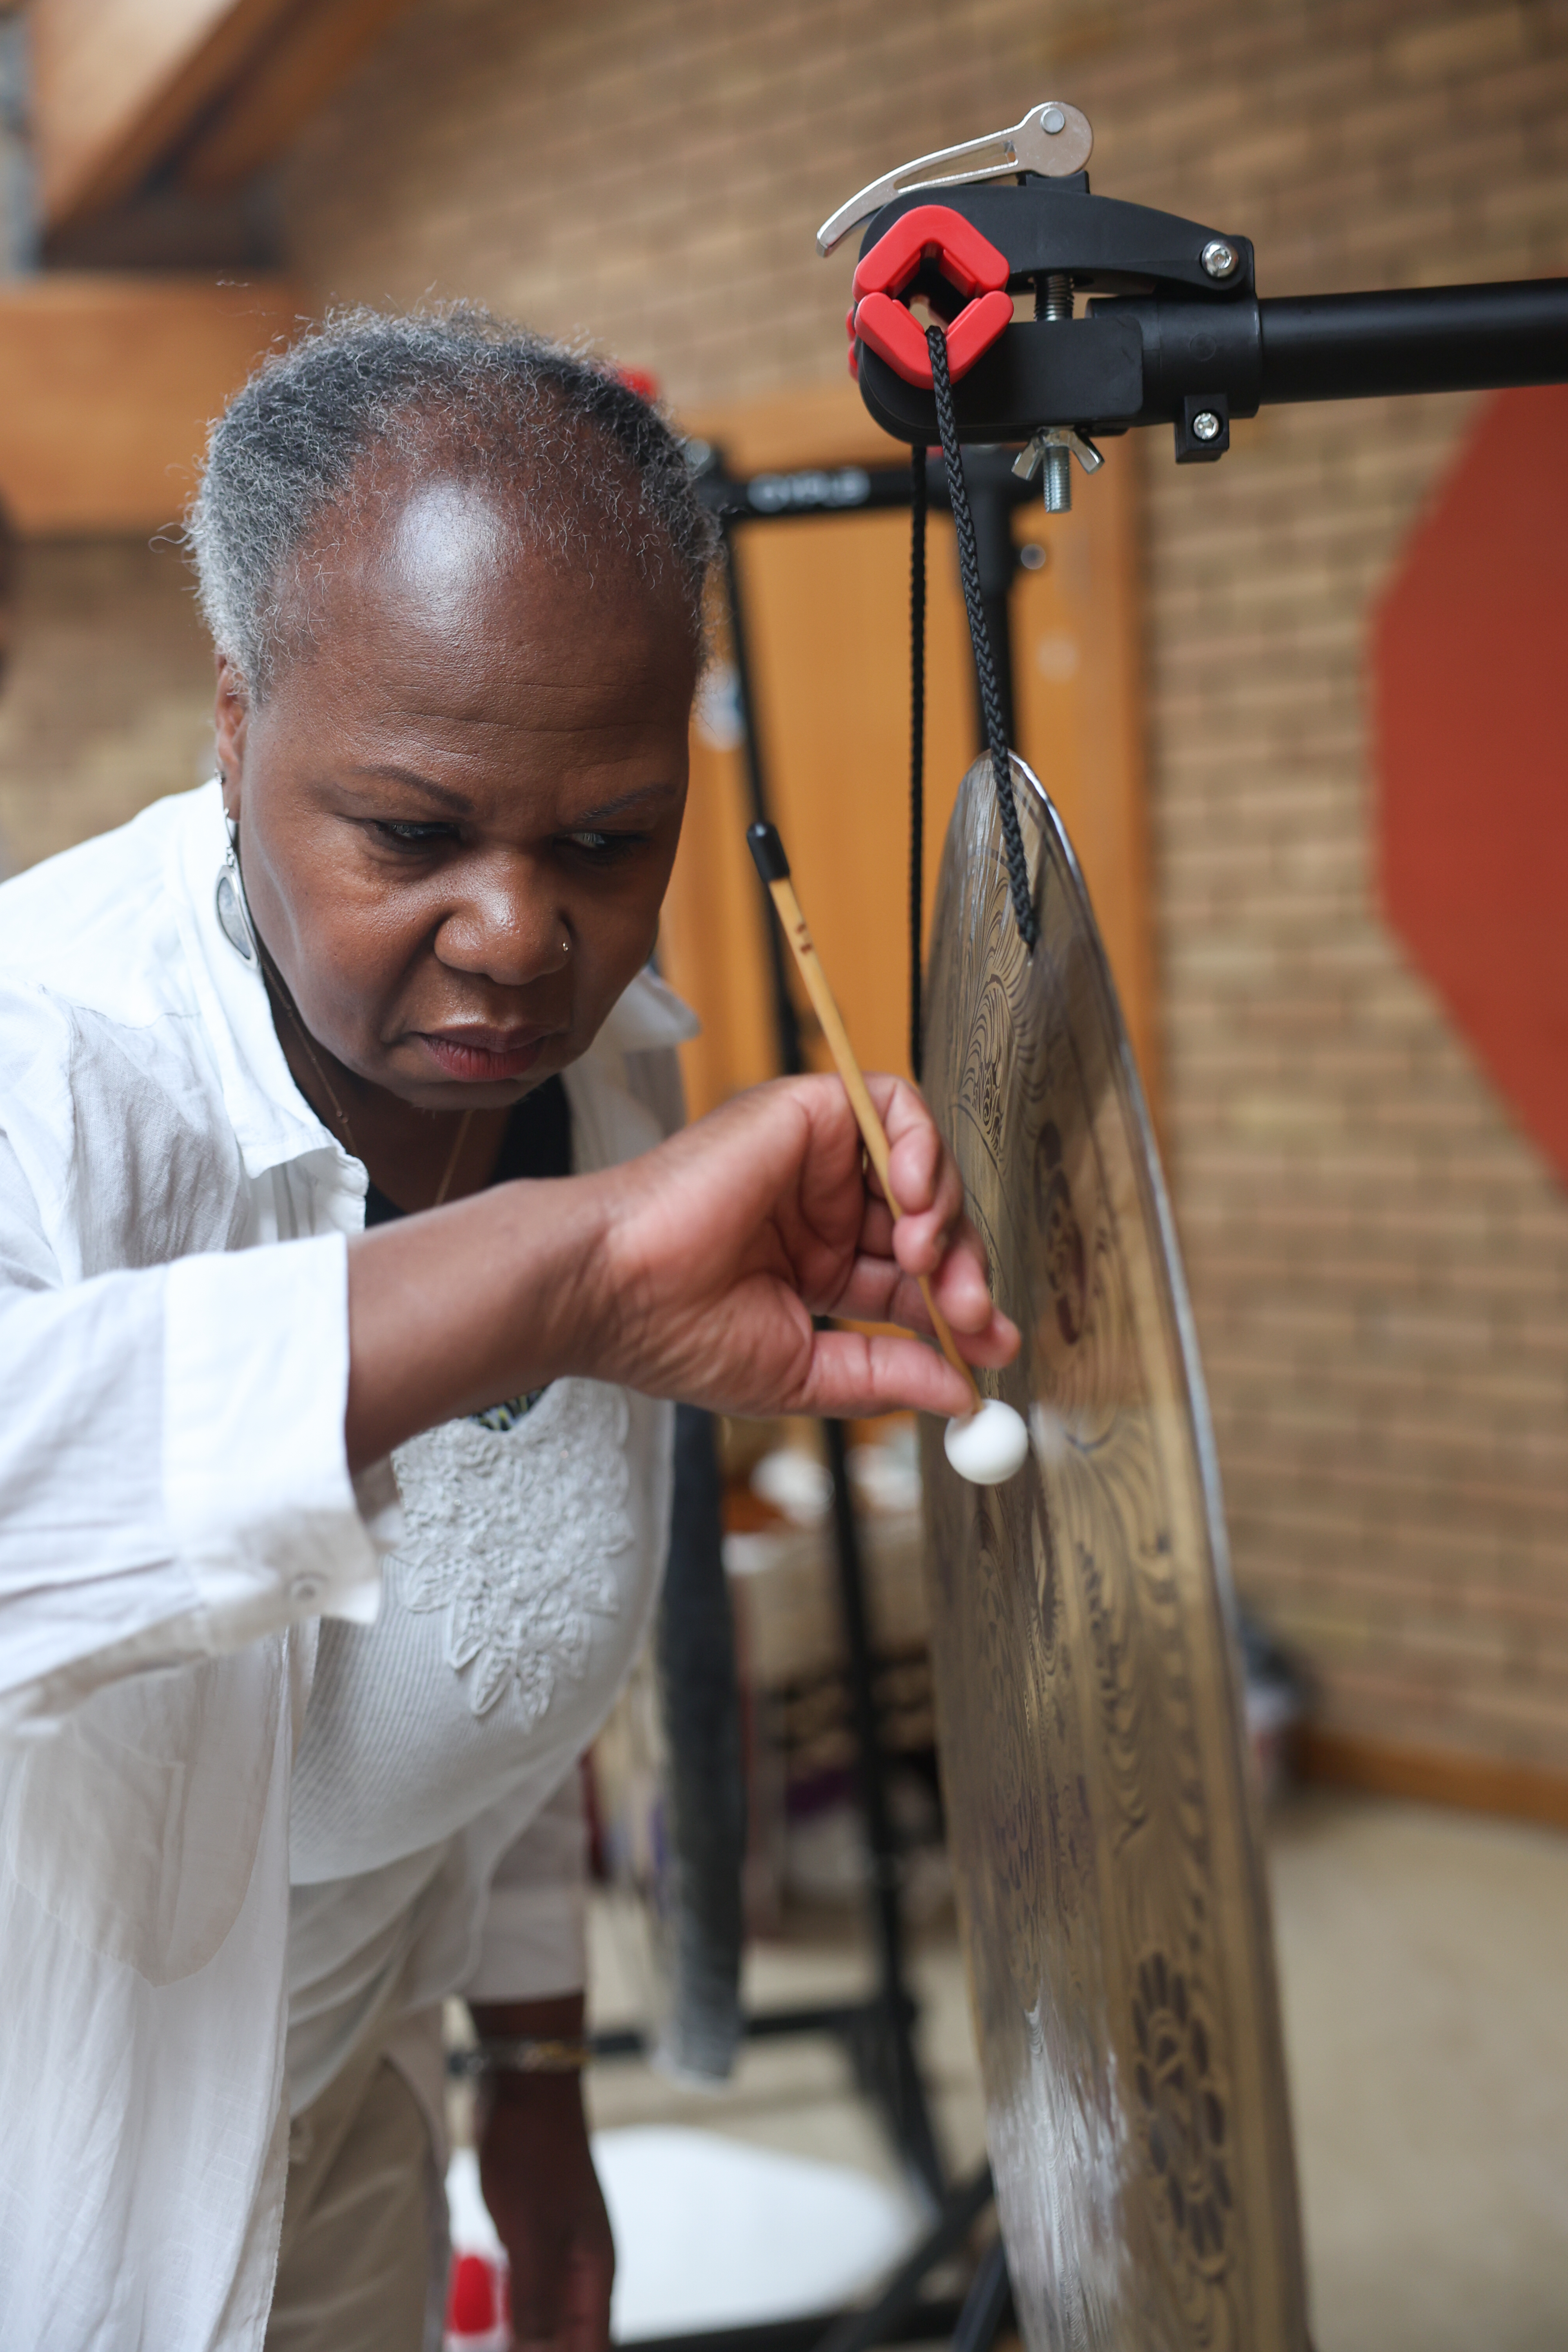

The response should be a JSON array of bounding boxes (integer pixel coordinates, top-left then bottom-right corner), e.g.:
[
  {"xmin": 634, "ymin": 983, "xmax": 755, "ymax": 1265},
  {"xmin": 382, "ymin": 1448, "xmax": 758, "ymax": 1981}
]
[{"xmin": 921, "ymin": 753, "xmax": 1307, "ymax": 2352}]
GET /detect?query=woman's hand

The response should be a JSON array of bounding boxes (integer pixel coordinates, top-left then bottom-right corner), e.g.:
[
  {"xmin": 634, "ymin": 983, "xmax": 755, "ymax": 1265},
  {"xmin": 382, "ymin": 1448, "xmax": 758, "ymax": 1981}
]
[
  {"xmin": 592, "ymin": 1072, "xmax": 1016, "ymax": 1417},
  {"xmin": 472, "ymin": 1999, "xmax": 613, "ymax": 2352},
  {"xmin": 347, "ymin": 1070, "xmax": 1017, "ymax": 1468}
]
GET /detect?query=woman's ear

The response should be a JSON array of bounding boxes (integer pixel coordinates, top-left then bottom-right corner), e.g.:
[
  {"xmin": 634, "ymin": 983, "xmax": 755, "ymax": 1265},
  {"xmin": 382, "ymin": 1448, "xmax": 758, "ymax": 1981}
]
[{"xmin": 213, "ymin": 654, "xmax": 249, "ymax": 823}]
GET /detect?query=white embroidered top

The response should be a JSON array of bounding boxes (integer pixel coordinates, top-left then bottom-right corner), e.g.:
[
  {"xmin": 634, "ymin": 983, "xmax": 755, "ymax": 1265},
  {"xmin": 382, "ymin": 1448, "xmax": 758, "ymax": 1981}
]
[
  {"xmin": 287, "ymin": 1380, "xmax": 669, "ymax": 2113},
  {"xmin": 0, "ymin": 783, "xmax": 694, "ymax": 2351}
]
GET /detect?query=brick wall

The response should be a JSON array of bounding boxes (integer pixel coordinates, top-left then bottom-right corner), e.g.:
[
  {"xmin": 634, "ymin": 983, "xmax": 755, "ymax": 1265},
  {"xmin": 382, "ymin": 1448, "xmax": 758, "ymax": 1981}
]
[
  {"xmin": 0, "ymin": 539, "xmax": 216, "ymax": 877},
  {"xmin": 191, "ymin": 0, "xmax": 1568, "ymax": 1770}
]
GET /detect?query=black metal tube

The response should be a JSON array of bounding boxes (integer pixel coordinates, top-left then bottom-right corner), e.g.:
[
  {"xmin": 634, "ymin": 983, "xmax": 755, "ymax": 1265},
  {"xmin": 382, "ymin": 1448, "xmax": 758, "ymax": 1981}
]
[{"xmin": 1259, "ymin": 277, "xmax": 1568, "ymax": 405}]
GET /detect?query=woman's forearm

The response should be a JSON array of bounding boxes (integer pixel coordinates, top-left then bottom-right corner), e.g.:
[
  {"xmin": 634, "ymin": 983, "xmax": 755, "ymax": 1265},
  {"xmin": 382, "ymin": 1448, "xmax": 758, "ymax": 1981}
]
[{"xmin": 345, "ymin": 1177, "xmax": 613, "ymax": 1472}]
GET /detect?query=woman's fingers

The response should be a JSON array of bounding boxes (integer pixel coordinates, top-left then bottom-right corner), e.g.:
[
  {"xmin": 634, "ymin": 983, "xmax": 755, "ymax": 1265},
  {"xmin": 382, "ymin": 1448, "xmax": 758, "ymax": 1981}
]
[
  {"xmin": 867, "ymin": 1075, "xmax": 966, "ymax": 1236},
  {"xmin": 831, "ymin": 1255, "xmax": 1020, "ymax": 1366},
  {"xmin": 796, "ymin": 1325, "xmax": 978, "ymax": 1420}
]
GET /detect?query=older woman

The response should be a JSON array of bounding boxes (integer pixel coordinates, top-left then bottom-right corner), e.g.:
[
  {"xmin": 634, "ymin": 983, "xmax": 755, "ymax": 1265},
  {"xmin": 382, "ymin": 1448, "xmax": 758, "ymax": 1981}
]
[{"xmin": 0, "ymin": 310, "xmax": 1013, "ymax": 2352}]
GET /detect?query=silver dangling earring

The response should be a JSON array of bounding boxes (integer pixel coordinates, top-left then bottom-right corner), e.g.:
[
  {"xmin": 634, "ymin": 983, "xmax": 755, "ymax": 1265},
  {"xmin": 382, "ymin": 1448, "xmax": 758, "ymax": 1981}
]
[{"xmin": 216, "ymin": 808, "xmax": 258, "ymax": 967}]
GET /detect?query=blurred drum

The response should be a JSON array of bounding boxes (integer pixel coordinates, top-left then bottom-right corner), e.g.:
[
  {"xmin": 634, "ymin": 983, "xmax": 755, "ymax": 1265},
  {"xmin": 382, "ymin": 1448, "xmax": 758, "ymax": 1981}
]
[{"xmin": 921, "ymin": 755, "xmax": 1308, "ymax": 2351}]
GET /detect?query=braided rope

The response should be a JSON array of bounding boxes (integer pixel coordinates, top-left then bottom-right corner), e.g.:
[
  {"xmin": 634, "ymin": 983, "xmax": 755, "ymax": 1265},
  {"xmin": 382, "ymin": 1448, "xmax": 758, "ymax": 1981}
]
[
  {"xmin": 908, "ymin": 442, "xmax": 927, "ymax": 1078},
  {"xmin": 925, "ymin": 325, "xmax": 1038, "ymax": 951}
]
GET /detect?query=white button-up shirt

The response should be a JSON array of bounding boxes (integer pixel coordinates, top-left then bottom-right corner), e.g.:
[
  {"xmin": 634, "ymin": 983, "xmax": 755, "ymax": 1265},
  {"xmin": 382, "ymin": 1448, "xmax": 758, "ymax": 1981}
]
[{"xmin": 0, "ymin": 783, "xmax": 694, "ymax": 2350}]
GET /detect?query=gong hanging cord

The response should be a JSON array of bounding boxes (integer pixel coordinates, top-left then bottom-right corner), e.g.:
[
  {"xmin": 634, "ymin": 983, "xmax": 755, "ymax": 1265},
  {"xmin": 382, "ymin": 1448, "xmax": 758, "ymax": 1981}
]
[
  {"xmin": 908, "ymin": 441, "xmax": 927, "ymax": 1080},
  {"xmin": 924, "ymin": 323, "xmax": 1040, "ymax": 960}
]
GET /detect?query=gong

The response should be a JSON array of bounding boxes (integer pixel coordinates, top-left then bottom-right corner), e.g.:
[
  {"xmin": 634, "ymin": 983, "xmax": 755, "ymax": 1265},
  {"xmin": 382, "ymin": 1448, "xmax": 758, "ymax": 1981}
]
[{"xmin": 922, "ymin": 755, "xmax": 1308, "ymax": 2351}]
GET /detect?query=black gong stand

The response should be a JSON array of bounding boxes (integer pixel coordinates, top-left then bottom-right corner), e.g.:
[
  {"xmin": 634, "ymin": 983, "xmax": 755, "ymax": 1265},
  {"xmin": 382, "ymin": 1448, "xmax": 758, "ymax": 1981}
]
[
  {"xmin": 588, "ymin": 452, "xmax": 1020, "ymax": 2352},
  {"xmin": 642, "ymin": 474, "xmax": 1026, "ymax": 2352}
]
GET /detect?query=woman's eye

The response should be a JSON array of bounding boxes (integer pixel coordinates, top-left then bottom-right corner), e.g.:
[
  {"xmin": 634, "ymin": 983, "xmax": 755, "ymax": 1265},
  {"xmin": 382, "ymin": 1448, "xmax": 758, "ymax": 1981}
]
[
  {"xmin": 374, "ymin": 820, "xmax": 454, "ymax": 848},
  {"xmin": 564, "ymin": 830, "xmax": 643, "ymax": 862}
]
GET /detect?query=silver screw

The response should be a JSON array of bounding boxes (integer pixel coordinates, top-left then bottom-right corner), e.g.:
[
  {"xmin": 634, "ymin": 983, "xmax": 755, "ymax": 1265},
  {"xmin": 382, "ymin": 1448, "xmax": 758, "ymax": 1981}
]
[
  {"xmin": 1201, "ymin": 238, "xmax": 1238, "ymax": 279},
  {"xmin": 1042, "ymin": 105, "xmax": 1066, "ymax": 133},
  {"xmin": 1040, "ymin": 448, "xmax": 1073, "ymax": 512},
  {"xmin": 1191, "ymin": 410, "xmax": 1222, "ymax": 442},
  {"xmin": 1036, "ymin": 270, "xmax": 1072, "ymax": 323}
]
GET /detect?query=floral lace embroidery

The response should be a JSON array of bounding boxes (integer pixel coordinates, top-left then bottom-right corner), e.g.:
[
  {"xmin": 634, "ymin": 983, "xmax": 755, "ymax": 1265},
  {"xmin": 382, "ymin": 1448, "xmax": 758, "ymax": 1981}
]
[{"xmin": 395, "ymin": 1379, "xmax": 633, "ymax": 1720}]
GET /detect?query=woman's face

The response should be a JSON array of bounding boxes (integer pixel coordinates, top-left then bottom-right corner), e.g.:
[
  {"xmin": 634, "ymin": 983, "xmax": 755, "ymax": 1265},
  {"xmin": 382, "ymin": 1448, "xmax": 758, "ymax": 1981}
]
[{"xmin": 217, "ymin": 476, "xmax": 697, "ymax": 1112}]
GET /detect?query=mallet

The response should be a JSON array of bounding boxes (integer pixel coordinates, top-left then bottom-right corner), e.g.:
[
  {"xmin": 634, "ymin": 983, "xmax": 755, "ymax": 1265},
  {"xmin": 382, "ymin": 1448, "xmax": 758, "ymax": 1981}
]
[{"xmin": 746, "ymin": 821, "xmax": 1027, "ymax": 1488}]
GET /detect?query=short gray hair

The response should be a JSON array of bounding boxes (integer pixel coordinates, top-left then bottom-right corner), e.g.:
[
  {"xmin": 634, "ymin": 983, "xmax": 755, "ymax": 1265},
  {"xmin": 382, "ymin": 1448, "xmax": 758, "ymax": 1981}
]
[{"xmin": 187, "ymin": 304, "xmax": 717, "ymax": 700}]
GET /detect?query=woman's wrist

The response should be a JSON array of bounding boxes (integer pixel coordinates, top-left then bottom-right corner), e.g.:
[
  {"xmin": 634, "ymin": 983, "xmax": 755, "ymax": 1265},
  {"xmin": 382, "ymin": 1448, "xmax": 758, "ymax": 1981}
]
[{"xmin": 470, "ymin": 1994, "xmax": 590, "ymax": 2112}]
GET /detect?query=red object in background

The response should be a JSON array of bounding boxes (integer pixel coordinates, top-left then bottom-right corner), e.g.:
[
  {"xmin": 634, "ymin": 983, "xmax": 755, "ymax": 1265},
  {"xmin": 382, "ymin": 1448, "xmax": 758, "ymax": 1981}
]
[
  {"xmin": 847, "ymin": 204, "xmax": 1013, "ymax": 387},
  {"xmin": 446, "ymin": 2250, "xmax": 510, "ymax": 2350},
  {"xmin": 1373, "ymin": 383, "xmax": 1568, "ymax": 1183},
  {"xmin": 616, "ymin": 367, "xmax": 661, "ymax": 403}
]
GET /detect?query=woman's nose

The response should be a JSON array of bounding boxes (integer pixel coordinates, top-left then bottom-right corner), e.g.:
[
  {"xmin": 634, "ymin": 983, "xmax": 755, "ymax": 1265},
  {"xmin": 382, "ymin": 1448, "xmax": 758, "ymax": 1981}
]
[{"xmin": 434, "ymin": 862, "xmax": 568, "ymax": 987}]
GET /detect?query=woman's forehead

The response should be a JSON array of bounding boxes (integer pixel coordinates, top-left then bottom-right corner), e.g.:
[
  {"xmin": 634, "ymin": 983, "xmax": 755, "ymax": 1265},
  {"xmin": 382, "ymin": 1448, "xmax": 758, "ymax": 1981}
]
[
  {"xmin": 387, "ymin": 477, "xmax": 513, "ymax": 574},
  {"xmin": 280, "ymin": 465, "xmax": 691, "ymax": 683}
]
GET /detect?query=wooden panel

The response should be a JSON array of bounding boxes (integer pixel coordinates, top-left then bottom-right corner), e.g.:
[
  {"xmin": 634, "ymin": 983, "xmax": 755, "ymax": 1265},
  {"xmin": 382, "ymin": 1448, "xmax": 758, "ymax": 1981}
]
[
  {"xmin": 0, "ymin": 275, "xmax": 305, "ymax": 532},
  {"xmin": 1301, "ymin": 1726, "xmax": 1568, "ymax": 1833},
  {"xmin": 181, "ymin": 0, "xmax": 419, "ymax": 195},
  {"xmin": 683, "ymin": 379, "xmax": 903, "ymax": 475},
  {"xmin": 660, "ymin": 388, "xmax": 1154, "ymax": 1130},
  {"xmin": 662, "ymin": 505, "xmax": 977, "ymax": 1116},
  {"xmin": 31, "ymin": 0, "xmax": 297, "ymax": 230}
]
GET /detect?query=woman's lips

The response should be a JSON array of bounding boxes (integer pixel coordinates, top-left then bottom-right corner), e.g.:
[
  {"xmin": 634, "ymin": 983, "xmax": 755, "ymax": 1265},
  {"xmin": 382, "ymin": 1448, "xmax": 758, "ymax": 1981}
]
[{"xmin": 418, "ymin": 1028, "xmax": 555, "ymax": 1082}]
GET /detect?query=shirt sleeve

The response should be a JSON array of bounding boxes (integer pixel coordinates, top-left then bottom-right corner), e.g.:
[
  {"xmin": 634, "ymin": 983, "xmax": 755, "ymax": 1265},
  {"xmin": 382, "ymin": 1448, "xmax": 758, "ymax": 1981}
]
[
  {"xmin": 0, "ymin": 1128, "xmax": 394, "ymax": 1742},
  {"xmin": 464, "ymin": 1766, "xmax": 588, "ymax": 2003}
]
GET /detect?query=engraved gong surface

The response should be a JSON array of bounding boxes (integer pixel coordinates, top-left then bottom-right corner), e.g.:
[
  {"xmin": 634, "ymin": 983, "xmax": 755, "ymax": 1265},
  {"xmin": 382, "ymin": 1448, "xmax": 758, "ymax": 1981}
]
[{"xmin": 922, "ymin": 755, "xmax": 1308, "ymax": 2352}]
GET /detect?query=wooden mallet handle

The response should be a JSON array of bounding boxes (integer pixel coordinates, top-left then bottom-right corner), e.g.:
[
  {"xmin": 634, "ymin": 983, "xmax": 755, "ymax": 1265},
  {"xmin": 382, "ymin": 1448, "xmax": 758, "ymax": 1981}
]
[{"xmin": 747, "ymin": 821, "xmax": 984, "ymax": 1413}]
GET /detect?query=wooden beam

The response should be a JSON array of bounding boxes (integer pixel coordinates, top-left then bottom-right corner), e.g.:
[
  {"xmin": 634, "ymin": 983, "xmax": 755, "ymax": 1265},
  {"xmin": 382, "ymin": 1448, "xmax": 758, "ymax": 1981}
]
[
  {"xmin": 1299, "ymin": 1725, "xmax": 1568, "ymax": 1833},
  {"xmin": 181, "ymin": 0, "xmax": 419, "ymax": 196},
  {"xmin": 0, "ymin": 274, "xmax": 306, "ymax": 533},
  {"xmin": 31, "ymin": 0, "xmax": 298, "ymax": 231}
]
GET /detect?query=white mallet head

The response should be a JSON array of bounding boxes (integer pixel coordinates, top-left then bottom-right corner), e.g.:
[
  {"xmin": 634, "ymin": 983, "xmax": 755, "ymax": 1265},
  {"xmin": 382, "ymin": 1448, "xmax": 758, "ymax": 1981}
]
[{"xmin": 943, "ymin": 1397, "xmax": 1029, "ymax": 1487}]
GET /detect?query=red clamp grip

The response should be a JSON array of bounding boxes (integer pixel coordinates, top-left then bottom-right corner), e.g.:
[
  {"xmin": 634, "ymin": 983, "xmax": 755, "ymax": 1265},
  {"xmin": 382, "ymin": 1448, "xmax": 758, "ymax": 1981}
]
[{"xmin": 847, "ymin": 205, "xmax": 1013, "ymax": 387}]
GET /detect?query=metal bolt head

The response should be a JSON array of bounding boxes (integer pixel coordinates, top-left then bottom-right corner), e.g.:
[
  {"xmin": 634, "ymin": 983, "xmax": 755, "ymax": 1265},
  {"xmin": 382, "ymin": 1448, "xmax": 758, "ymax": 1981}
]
[
  {"xmin": 1201, "ymin": 238, "xmax": 1238, "ymax": 279},
  {"xmin": 1191, "ymin": 409, "xmax": 1222, "ymax": 442},
  {"xmin": 1042, "ymin": 104, "xmax": 1066, "ymax": 133}
]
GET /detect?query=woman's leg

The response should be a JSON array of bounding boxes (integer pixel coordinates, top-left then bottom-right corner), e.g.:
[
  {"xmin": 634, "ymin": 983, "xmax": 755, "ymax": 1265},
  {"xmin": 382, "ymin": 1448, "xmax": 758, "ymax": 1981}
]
[{"xmin": 266, "ymin": 2053, "xmax": 436, "ymax": 2352}]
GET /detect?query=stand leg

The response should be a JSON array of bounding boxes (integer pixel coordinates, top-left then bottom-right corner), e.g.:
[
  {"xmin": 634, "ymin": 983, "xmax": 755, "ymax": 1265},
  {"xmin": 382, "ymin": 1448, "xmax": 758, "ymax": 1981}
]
[
  {"xmin": 811, "ymin": 2166, "xmax": 993, "ymax": 2352},
  {"xmin": 823, "ymin": 1416, "xmax": 946, "ymax": 2204},
  {"xmin": 720, "ymin": 510, "xmax": 947, "ymax": 2202},
  {"xmin": 949, "ymin": 2234, "xmax": 1011, "ymax": 2352}
]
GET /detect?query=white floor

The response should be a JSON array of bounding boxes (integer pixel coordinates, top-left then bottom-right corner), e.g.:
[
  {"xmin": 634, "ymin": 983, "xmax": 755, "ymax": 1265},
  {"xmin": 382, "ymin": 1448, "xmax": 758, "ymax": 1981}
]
[
  {"xmin": 568, "ymin": 1791, "xmax": 1568, "ymax": 2352},
  {"xmin": 1271, "ymin": 1793, "xmax": 1568, "ymax": 2352}
]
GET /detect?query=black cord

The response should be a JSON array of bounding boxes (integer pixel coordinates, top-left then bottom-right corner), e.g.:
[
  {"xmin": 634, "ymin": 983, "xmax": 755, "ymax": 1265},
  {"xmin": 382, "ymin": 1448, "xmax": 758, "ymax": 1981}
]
[
  {"xmin": 908, "ymin": 442, "xmax": 927, "ymax": 1080},
  {"xmin": 925, "ymin": 325, "xmax": 1038, "ymax": 952}
]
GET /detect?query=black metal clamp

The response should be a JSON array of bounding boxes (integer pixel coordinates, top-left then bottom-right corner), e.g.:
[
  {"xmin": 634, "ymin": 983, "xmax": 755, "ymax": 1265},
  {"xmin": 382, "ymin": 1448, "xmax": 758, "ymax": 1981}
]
[{"xmin": 819, "ymin": 107, "xmax": 1568, "ymax": 496}]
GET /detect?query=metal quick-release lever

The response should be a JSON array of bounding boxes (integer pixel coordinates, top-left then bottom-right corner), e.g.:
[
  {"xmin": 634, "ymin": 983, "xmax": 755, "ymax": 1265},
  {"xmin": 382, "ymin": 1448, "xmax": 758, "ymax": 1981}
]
[{"xmin": 816, "ymin": 102, "xmax": 1094, "ymax": 257}]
